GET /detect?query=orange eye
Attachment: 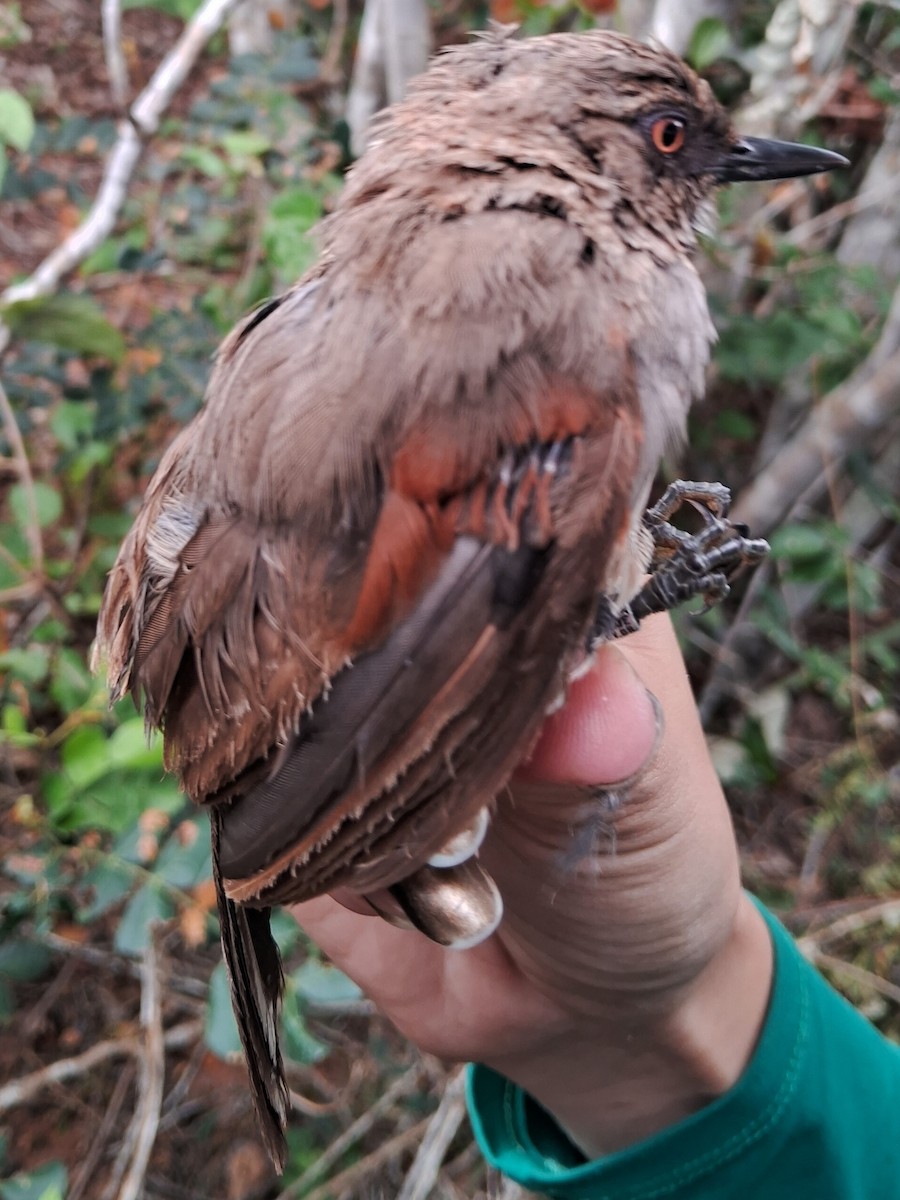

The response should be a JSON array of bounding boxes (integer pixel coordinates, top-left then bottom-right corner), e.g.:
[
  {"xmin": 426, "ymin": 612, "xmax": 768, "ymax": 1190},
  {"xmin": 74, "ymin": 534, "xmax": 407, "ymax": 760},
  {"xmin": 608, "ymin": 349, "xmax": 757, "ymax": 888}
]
[{"xmin": 651, "ymin": 117, "xmax": 687, "ymax": 155}]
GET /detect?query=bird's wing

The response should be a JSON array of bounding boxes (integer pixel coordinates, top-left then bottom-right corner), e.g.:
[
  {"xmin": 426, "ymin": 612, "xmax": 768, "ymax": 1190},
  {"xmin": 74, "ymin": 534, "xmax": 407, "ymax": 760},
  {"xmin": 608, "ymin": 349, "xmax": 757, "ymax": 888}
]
[{"xmin": 96, "ymin": 235, "xmax": 644, "ymax": 1168}]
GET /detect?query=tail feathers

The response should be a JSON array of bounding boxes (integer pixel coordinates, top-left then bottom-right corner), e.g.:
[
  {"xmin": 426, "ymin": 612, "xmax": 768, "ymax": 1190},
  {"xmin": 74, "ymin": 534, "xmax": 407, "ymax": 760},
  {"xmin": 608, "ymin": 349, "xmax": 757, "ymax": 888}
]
[{"xmin": 213, "ymin": 819, "xmax": 289, "ymax": 1170}]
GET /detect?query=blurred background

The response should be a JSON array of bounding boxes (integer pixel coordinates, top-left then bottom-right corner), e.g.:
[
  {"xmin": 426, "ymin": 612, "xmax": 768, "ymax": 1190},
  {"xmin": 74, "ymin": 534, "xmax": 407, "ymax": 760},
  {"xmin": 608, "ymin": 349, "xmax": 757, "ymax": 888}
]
[{"xmin": 0, "ymin": 0, "xmax": 897, "ymax": 1196}]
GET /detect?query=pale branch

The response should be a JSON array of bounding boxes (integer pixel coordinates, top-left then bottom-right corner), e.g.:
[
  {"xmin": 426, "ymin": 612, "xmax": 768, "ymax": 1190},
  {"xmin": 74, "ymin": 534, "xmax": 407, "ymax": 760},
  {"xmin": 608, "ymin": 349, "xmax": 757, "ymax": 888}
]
[
  {"xmin": 0, "ymin": 0, "xmax": 239, "ymax": 350},
  {"xmin": 301, "ymin": 1118, "xmax": 431, "ymax": 1200},
  {"xmin": 797, "ymin": 898, "xmax": 900, "ymax": 954},
  {"xmin": 805, "ymin": 951, "xmax": 900, "ymax": 1008},
  {"xmin": 346, "ymin": 0, "xmax": 388, "ymax": 157},
  {"xmin": 227, "ymin": 0, "xmax": 296, "ymax": 57},
  {"xmin": 68, "ymin": 1066, "xmax": 136, "ymax": 1200},
  {"xmin": 0, "ymin": 1020, "xmax": 199, "ymax": 1113},
  {"xmin": 732, "ymin": 282, "xmax": 900, "ymax": 533},
  {"xmin": 775, "ymin": 434, "xmax": 900, "ymax": 627},
  {"xmin": 397, "ymin": 1068, "xmax": 468, "ymax": 1200},
  {"xmin": 275, "ymin": 1062, "xmax": 429, "ymax": 1199},
  {"xmin": 345, "ymin": 0, "xmax": 430, "ymax": 155},
  {"xmin": 102, "ymin": 0, "xmax": 130, "ymax": 109},
  {"xmin": 649, "ymin": 0, "xmax": 734, "ymax": 56},
  {"xmin": 320, "ymin": 0, "xmax": 350, "ymax": 84},
  {"xmin": 741, "ymin": 0, "xmax": 859, "ymax": 136},
  {"xmin": 837, "ymin": 105, "xmax": 900, "ymax": 280},
  {"xmin": 381, "ymin": 0, "xmax": 430, "ymax": 109},
  {"xmin": 116, "ymin": 931, "xmax": 167, "ymax": 1200},
  {"xmin": 130, "ymin": 0, "xmax": 238, "ymax": 136}
]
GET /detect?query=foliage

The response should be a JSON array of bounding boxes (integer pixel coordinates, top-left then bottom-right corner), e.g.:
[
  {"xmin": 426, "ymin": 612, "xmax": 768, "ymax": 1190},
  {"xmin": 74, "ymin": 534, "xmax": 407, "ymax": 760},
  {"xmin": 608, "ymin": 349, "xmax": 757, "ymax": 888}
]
[
  {"xmin": 0, "ymin": 27, "xmax": 347, "ymax": 1182},
  {"xmin": 0, "ymin": 1, "xmax": 898, "ymax": 1194}
]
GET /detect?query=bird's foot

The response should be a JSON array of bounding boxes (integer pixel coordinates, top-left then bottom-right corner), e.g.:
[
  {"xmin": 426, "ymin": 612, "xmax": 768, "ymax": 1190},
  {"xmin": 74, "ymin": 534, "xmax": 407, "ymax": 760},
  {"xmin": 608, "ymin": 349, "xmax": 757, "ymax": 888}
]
[{"xmin": 596, "ymin": 481, "xmax": 768, "ymax": 645}]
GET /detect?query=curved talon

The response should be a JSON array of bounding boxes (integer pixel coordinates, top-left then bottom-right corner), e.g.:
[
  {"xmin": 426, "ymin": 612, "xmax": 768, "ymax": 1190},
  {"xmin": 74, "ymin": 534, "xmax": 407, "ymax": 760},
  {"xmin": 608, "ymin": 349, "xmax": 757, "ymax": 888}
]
[{"xmin": 602, "ymin": 482, "xmax": 769, "ymax": 643}]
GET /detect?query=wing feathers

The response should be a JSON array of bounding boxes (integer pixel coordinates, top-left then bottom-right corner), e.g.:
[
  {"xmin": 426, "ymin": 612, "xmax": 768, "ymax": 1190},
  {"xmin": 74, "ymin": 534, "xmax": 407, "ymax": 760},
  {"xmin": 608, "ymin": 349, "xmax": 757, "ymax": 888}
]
[{"xmin": 212, "ymin": 815, "xmax": 288, "ymax": 1170}]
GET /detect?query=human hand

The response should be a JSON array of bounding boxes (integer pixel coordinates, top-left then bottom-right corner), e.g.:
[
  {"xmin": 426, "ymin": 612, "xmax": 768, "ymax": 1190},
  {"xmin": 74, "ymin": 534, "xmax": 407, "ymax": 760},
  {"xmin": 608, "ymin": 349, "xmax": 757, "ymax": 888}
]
[{"xmin": 293, "ymin": 615, "xmax": 772, "ymax": 1155}]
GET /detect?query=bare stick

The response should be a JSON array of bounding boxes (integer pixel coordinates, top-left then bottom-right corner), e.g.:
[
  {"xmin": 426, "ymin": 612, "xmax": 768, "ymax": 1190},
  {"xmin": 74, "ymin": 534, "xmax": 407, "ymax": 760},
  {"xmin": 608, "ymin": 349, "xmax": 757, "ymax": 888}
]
[
  {"xmin": 0, "ymin": 0, "xmax": 239, "ymax": 339},
  {"xmin": 68, "ymin": 1064, "xmax": 135, "ymax": 1200},
  {"xmin": 116, "ymin": 931, "xmax": 167, "ymax": 1200},
  {"xmin": 0, "ymin": 1020, "xmax": 198, "ymax": 1113},
  {"xmin": 320, "ymin": 0, "xmax": 350, "ymax": 83},
  {"xmin": 807, "ymin": 951, "xmax": 900, "ymax": 1008},
  {"xmin": 102, "ymin": 0, "xmax": 130, "ymax": 109},
  {"xmin": 397, "ymin": 1068, "xmax": 467, "ymax": 1200},
  {"xmin": 798, "ymin": 897, "xmax": 900, "ymax": 954},
  {"xmin": 0, "ymin": 376, "xmax": 43, "ymax": 573},
  {"xmin": 345, "ymin": 0, "xmax": 386, "ymax": 156},
  {"xmin": 302, "ymin": 1118, "xmax": 431, "ymax": 1200},
  {"xmin": 733, "ymin": 284, "xmax": 900, "ymax": 534},
  {"xmin": 275, "ymin": 1061, "xmax": 427, "ymax": 1199}
]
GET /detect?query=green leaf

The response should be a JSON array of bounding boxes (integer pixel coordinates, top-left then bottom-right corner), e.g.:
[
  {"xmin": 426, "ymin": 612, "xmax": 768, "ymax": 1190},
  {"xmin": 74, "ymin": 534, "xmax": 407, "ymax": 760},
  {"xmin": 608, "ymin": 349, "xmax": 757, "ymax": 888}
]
[
  {"xmin": 179, "ymin": 143, "xmax": 227, "ymax": 178},
  {"xmin": 220, "ymin": 130, "xmax": 271, "ymax": 165},
  {"xmin": 713, "ymin": 410, "xmax": 757, "ymax": 441},
  {"xmin": 1, "ymin": 294, "xmax": 126, "ymax": 362},
  {"xmin": 114, "ymin": 883, "xmax": 174, "ymax": 955},
  {"xmin": 154, "ymin": 817, "xmax": 211, "ymax": 888},
  {"xmin": 49, "ymin": 648, "xmax": 96, "ymax": 716},
  {"xmin": 290, "ymin": 960, "xmax": 362, "ymax": 1007},
  {"xmin": 107, "ymin": 717, "xmax": 164, "ymax": 771},
  {"xmin": 122, "ymin": 0, "xmax": 200, "ymax": 17},
  {"xmin": 0, "ymin": 1161, "xmax": 67, "ymax": 1200},
  {"xmin": 8, "ymin": 480, "xmax": 62, "ymax": 530},
  {"xmin": 59, "ymin": 724, "xmax": 113, "ymax": 790},
  {"xmin": 281, "ymin": 996, "xmax": 328, "ymax": 1064},
  {"xmin": 204, "ymin": 961, "xmax": 242, "ymax": 1059},
  {"xmin": 687, "ymin": 18, "xmax": 732, "ymax": 71},
  {"xmin": 263, "ymin": 187, "xmax": 322, "ymax": 282},
  {"xmin": 0, "ymin": 88, "xmax": 34, "ymax": 152},
  {"xmin": 0, "ymin": 646, "xmax": 50, "ymax": 685},
  {"xmin": 0, "ymin": 937, "xmax": 53, "ymax": 982},
  {"xmin": 50, "ymin": 399, "xmax": 96, "ymax": 449},
  {"xmin": 78, "ymin": 859, "xmax": 136, "ymax": 921}
]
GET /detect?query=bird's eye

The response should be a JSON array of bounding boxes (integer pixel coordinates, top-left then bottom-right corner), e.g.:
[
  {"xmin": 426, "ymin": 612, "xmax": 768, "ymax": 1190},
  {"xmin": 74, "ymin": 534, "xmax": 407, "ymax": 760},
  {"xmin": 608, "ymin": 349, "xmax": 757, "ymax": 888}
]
[{"xmin": 650, "ymin": 116, "xmax": 687, "ymax": 155}]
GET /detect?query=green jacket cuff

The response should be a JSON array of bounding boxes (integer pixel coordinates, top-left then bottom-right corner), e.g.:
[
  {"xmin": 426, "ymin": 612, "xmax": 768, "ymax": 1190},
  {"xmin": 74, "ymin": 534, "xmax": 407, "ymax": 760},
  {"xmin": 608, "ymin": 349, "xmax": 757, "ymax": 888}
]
[{"xmin": 466, "ymin": 902, "xmax": 900, "ymax": 1199}]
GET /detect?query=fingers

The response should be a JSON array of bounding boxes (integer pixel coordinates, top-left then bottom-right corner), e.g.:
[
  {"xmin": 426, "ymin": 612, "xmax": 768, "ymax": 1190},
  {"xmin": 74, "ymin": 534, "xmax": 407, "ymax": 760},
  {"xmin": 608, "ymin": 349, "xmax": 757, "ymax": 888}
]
[
  {"xmin": 523, "ymin": 638, "xmax": 662, "ymax": 786},
  {"xmin": 481, "ymin": 614, "xmax": 743, "ymax": 1016}
]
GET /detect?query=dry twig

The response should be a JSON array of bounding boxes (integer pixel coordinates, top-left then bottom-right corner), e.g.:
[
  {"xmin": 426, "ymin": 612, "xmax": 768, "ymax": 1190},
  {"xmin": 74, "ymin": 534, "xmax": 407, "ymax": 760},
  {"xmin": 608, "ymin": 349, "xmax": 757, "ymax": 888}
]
[
  {"xmin": 112, "ymin": 930, "xmax": 167, "ymax": 1200},
  {"xmin": 798, "ymin": 897, "xmax": 900, "ymax": 953},
  {"xmin": 0, "ymin": 0, "xmax": 239, "ymax": 353},
  {"xmin": 302, "ymin": 1118, "xmax": 431, "ymax": 1200},
  {"xmin": 0, "ymin": 1020, "xmax": 198, "ymax": 1113},
  {"xmin": 275, "ymin": 1061, "xmax": 427, "ymax": 1199},
  {"xmin": 398, "ymin": 1068, "xmax": 468, "ymax": 1200},
  {"xmin": 102, "ymin": 0, "xmax": 130, "ymax": 109},
  {"xmin": 733, "ymin": 283, "xmax": 900, "ymax": 534},
  {"xmin": 68, "ymin": 1064, "xmax": 136, "ymax": 1200},
  {"xmin": 806, "ymin": 951, "xmax": 900, "ymax": 1008}
]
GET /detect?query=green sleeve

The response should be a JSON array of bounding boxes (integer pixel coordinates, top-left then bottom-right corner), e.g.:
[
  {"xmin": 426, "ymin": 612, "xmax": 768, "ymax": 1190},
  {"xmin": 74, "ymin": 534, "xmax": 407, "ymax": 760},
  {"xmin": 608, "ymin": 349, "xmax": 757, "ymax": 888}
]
[{"xmin": 467, "ymin": 903, "xmax": 900, "ymax": 1199}]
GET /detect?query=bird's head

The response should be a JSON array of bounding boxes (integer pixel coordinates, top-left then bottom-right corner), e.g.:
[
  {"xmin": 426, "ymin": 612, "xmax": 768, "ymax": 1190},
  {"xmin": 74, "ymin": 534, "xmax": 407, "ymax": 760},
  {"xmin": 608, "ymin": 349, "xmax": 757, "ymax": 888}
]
[{"xmin": 366, "ymin": 28, "xmax": 847, "ymax": 259}]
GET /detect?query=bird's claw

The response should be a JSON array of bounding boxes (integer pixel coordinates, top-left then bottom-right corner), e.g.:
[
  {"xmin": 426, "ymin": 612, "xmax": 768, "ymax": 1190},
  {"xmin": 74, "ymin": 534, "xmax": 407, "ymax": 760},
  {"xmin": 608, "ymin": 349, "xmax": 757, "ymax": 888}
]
[{"xmin": 591, "ymin": 481, "xmax": 769, "ymax": 645}]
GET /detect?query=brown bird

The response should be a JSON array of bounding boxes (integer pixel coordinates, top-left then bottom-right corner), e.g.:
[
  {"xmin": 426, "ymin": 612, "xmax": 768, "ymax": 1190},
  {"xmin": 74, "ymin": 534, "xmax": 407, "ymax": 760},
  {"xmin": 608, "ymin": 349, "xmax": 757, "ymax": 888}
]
[{"xmin": 95, "ymin": 28, "xmax": 847, "ymax": 1167}]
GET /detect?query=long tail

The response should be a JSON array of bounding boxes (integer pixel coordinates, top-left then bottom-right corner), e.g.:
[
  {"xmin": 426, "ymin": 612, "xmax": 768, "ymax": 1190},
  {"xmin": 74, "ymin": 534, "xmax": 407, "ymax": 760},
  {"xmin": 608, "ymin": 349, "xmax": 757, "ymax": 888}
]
[{"xmin": 212, "ymin": 813, "xmax": 289, "ymax": 1169}]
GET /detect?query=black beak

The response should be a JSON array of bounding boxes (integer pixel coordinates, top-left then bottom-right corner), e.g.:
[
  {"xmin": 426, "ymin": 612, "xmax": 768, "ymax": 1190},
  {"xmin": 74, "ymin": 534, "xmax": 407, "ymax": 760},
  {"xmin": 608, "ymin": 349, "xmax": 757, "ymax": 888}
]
[{"xmin": 714, "ymin": 136, "xmax": 849, "ymax": 183}]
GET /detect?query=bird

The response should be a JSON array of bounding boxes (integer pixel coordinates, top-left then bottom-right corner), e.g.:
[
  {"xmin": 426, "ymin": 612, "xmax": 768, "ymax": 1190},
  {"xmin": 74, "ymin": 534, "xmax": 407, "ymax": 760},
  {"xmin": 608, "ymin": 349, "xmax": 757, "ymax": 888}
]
[{"xmin": 94, "ymin": 26, "xmax": 847, "ymax": 1168}]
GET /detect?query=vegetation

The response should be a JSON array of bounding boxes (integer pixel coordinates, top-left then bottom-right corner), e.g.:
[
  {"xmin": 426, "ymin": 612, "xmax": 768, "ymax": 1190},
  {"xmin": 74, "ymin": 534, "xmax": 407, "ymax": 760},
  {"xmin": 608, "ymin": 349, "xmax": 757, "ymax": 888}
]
[{"xmin": 0, "ymin": 0, "xmax": 897, "ymax": 1196}]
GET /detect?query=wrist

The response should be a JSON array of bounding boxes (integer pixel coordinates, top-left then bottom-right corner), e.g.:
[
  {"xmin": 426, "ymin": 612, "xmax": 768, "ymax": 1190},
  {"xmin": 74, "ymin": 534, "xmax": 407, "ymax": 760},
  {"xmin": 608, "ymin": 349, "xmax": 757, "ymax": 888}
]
[{"xmin": 490, "ymin": 893, "xmax": 773, "ymax": 1160}]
